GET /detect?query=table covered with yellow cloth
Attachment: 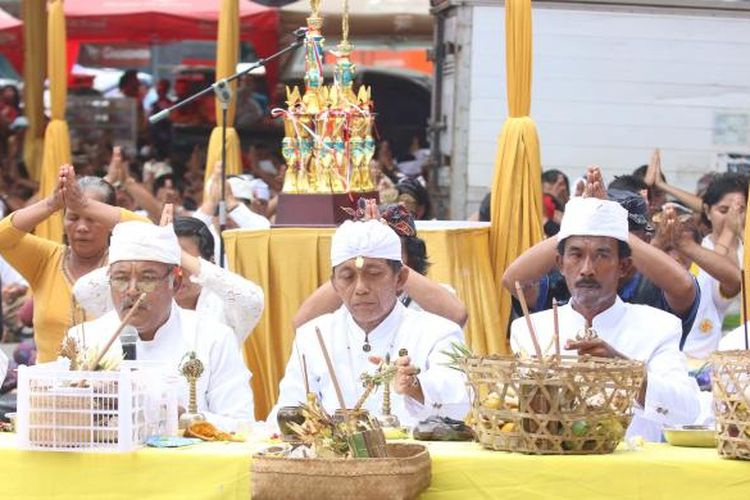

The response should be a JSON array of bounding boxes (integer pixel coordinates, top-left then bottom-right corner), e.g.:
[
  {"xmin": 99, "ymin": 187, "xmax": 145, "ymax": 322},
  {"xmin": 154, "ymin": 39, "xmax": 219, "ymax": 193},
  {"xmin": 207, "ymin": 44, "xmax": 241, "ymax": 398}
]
[
  {"xmin": 0, "ymin": 433, "xmax": 747, "ymax": 499},
  {"xmin": 0, "ymin": 433, "xmax": 252, "ymax": 499},
  {"xmin": 224, "ymin": 221, "xmax": 504, "ymax": 420}
]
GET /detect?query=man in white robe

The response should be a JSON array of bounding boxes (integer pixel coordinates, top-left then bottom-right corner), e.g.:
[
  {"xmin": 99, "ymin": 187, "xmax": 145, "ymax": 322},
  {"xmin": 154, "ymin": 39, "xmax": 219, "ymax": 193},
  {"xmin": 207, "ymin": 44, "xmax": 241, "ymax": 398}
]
[
  {"xmin": 511, "ymin": 197, "xmax": 700, "ymax": 442},
  {"xmin": 270, "ymin": 220, "xmax": 469, "ymax": 427},
  {"xmin": 68, "ymin": 221, "xmax": 254, "ymax": 431},
  {"xmin": 73, "ymin": 216, "xmax": 264, "ymax": 346}
]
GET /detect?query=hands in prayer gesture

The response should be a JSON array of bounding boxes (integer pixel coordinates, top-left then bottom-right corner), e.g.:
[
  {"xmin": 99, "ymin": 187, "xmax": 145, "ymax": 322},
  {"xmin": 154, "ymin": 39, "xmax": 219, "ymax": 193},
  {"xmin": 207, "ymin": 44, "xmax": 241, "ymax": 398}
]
[
  {"xmin": 581, "ymin": 165, "xmax": 607, "ymax": 200},
  {"xmin": 56, "ymin": 164, "xmax": 88, "ymax": 212}
]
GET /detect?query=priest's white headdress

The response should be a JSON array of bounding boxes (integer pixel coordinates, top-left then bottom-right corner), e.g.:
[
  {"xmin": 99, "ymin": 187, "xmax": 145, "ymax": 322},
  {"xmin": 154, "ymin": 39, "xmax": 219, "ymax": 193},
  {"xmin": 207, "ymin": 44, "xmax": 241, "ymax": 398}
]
[
  {"xmin": 557, "ymin": 197, "xmax": 629, "ymax": 243},
  {"xmin": 108, "ymin": 221, "xmax": 181, "ymax": 266},
  {"xmin": 330, "ymin": 220, "xmax": 402, "ymax": 267}
]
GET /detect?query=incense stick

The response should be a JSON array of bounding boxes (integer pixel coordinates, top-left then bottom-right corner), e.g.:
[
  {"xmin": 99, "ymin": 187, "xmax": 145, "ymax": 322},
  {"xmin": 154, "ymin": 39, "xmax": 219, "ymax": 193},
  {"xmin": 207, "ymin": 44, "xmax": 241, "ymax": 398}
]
[
  {"xmin": 302, "ymin": 355, "xmax": 310, "ymax": 395},
  {"xmin": 552, "ymin": 298, "xmax": 561, "ymax": 360},
  {"xmin": 315, "ymin": 326, "xmax": 346, "ymax": 409},
  {"xmin": 294, "ymin": 343, "xmax": 310, "ymax": 395},
  {"xmin": 514, "ymin": 281, "xmax": 543, "ymax": 360},
  {"xmin": 742, "ymin": 268, "xmax": 749, "ymax": 350},
  {"xmin": 86, "ymin": 293, "xmax": 147, "ymax": 371}
]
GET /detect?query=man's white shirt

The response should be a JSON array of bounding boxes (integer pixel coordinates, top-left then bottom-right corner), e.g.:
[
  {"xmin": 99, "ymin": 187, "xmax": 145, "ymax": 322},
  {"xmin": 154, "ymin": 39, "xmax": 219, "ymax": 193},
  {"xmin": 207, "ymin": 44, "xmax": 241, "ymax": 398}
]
[
  {"xmin": 269, "ymin": 302, "xmax": 470, "ymax": 427},
  {"xmin": 67, "ymin": 302, "xmax": 254, "ymax": 431},
  {"xmin": 510, "ymin": 297, "xmax": 700, "ymax": 442}
]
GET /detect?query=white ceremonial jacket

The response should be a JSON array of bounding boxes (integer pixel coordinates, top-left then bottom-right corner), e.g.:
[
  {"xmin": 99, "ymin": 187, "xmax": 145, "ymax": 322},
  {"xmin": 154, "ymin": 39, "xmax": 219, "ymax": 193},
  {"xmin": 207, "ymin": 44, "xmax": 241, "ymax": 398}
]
[
  {"xmin": 73, "ymin": 258, "xmax": 264, "ymax": 346},
  {"xmin": 269, "ymin": 302, "xmax": 470, "ymax": 427},
  {"xmin": 510, "ymin": 297, "xmax": 701, "ymax": 442},
  {"xmin": 67, "ymin": 302, "xmax": 254, "ymax": 430}
]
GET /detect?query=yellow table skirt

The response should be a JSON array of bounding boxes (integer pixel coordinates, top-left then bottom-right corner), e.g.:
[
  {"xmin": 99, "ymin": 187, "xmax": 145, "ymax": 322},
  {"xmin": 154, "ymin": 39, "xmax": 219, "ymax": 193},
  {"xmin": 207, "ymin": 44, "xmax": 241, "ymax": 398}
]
[
  {"xmin": 0, "ymin": 433, "xmax": 252, "ymax": 499},
  {"xmin": 424, "ymin": 441, "xmax": 750, "ymax": 499},
  {"xmin": 1, "ymin": 433, "xmax": 747, "ymax": 499},
  {"xmin": 224, "ymin": 222, "xmax": 504, "ymax": 420}
]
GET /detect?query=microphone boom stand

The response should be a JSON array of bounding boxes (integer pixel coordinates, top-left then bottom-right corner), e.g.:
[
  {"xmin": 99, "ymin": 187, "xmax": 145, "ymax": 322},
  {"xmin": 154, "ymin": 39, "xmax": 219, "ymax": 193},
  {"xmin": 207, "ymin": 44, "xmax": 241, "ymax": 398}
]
[{"xmin": 150, "ymin": 28, "xmax": 309, "ymax": 267}]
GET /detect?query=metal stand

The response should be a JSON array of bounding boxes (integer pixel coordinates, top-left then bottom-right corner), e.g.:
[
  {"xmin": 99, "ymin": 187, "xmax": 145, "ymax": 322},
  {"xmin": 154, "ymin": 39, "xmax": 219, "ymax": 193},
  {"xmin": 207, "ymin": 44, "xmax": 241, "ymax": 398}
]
[{"xmin": 214, "ymin": 81, "xmax": 231, "ymax": 268}]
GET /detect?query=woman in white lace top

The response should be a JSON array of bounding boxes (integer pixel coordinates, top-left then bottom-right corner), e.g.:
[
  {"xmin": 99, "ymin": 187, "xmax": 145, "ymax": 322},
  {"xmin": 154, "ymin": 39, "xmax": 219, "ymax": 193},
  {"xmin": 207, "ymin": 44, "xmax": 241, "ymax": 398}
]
[{"xmin": 73, "ymin": 217, "xmax": 264, "ymax": 346}]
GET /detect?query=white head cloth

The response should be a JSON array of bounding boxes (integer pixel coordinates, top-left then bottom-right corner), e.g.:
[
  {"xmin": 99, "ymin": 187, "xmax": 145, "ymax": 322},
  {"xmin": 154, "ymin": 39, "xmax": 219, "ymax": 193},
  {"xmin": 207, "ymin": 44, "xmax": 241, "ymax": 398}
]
[
  {"xmin": 108, "ymin": 221, "xmax": 181, "ymax": 266},
  {"xmin": 557, "ymin": 197, "xmax": 629, "ymax": 243},
  {"xmin": 330, "ymin": 220, "xmax": 402, "ymax": 267}
]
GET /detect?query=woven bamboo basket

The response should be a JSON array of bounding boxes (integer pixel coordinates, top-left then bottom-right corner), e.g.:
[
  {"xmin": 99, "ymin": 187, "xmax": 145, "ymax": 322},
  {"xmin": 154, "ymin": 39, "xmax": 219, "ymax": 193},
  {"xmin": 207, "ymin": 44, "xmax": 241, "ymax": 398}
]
[
  {"xmin": 463, "ymin": 354, "xmax": 645, "ymax": 455},
  {"xmin": 710, "ymin": 350, "xmax": 750, "ymax": 460},
  {"xmin": 251, "ymin": 443, "xmax": 431, "ymax": 500}
]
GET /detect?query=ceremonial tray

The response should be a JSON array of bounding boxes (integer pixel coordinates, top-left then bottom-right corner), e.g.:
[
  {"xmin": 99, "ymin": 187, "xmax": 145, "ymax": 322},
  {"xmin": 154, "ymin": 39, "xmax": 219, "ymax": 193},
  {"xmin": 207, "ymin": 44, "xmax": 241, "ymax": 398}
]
[{"xmin": 663, "ymin": 425, "xmax": 717, "ymax": 448}]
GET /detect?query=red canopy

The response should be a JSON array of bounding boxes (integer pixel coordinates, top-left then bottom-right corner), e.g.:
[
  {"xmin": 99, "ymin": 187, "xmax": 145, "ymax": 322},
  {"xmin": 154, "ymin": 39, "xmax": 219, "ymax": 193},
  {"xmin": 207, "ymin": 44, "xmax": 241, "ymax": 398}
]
[
  {"xmin": 1, "ymin": 2, "xmax": 280, "ymax": 78},
  {"xmin": 66, "ymin": 0, "xmax": 280, "ymax": 83},
  {"xmin": 64, "ymin": 0, "xmax": 278, "ymax": 55},
  {"xmin": 0, "ymin": 8, "xmax": 23, "ymax": 74}
]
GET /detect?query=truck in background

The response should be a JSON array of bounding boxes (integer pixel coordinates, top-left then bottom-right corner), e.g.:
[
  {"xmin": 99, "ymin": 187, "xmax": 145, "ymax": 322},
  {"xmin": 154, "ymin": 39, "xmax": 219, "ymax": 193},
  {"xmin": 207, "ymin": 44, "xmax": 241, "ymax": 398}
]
[{"xmin": 431, "ymin": 0, "xmax": 750, "ymax": 218}]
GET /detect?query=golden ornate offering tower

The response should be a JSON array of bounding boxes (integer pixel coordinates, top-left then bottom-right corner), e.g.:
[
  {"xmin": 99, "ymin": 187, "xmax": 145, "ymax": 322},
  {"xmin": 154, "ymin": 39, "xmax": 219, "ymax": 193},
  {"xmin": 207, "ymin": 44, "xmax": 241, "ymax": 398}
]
[{"xmin": 277, "ymin": 0, "xmax": 377, "ymax": 199}]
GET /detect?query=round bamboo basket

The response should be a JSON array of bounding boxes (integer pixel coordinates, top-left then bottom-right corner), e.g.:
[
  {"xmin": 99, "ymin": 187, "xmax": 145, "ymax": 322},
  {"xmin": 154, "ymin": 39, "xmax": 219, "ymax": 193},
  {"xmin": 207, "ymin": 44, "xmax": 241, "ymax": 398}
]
[
  {"xmin": 251, "ymin": 442, "xmax": 430, "ymax": 500},
  {"xmin": 463, "ymin": 354, "xmax": 645, "ymax": 455},
  {"xmin": 710, "ymin": 350, "xmax": 750, "ymax": 460}
]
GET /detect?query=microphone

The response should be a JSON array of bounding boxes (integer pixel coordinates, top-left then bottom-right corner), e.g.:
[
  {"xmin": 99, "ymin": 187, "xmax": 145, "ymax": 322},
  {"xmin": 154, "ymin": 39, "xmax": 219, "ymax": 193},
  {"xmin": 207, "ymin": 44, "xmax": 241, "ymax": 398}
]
[
  {"xmin": 121, "ymin": 325, "xmax": 138, "ymax": 361},
  {"xmin": 293, "ymin": 27, "xmax": 309, "ymax": 40},
  {"xmin": 149, "ymin": 108, "xmax": 170, "ymax": 124}
]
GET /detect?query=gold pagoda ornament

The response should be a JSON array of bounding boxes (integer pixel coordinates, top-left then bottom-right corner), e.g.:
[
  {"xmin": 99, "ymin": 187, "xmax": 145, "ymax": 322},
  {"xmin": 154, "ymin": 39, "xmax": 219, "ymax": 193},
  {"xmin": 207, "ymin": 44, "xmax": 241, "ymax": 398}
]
[{"xmin": 276, "ymin": 0, "xmax": 376, "ymax": 194}]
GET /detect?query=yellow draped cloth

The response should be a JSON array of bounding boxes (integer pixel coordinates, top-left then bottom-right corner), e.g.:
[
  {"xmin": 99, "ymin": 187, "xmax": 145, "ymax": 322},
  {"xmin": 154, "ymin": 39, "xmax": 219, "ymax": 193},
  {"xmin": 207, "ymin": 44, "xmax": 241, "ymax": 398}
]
[
  {"xmin": 225, "ymin": 223, "xmax": 501, "ymax": 420},
  {"xmin": 204, "ymin": 0, "xmax": 243, "ymax": 185},
  {"xmin": 742, "ymin": 187, "xmax": 750, "ymax": 325},
  {"xmin": 489, "ymin": 0, "xmax": 544, "ymax": 350},
  {"xmin": 35, "ymin": 0, "xmax": 70, "ymax": 243},
  {"xmin": 21, "ymin": 0, "xmax": 46, "ymax": 182}
]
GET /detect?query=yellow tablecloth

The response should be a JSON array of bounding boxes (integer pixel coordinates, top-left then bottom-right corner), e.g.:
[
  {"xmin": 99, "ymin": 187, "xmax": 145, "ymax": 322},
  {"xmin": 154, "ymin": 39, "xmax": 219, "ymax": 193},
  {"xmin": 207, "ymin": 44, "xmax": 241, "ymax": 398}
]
[
  {"xmin": 0, "ymin": 433, "xmax": 252, "ymax": 499},
  {"xmin": 1, "ymin": 433, "xmax": 747, "ymax": 499},
  {"xmin": 224, "ymin": 222, "xmax": 504, "ymax": 420},
  {"xmin": 424, "ymin": 441, "xmax": 750, "ymax": 499}
]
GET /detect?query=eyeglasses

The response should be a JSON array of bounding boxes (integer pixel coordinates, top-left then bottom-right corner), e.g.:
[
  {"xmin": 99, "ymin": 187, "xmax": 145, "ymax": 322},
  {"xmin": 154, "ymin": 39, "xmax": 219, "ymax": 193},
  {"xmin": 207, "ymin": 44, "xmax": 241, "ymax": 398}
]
[{"xmin": 109, "ymin": 271, "xmax": 172, "ymax": 294}]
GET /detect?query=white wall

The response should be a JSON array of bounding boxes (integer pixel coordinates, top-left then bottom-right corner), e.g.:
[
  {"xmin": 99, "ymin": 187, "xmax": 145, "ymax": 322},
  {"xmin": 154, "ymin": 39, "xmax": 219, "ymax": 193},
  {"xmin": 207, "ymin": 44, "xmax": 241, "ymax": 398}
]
[{"xmin": 467, "ymin": 5, "xmax": 750, "ymax": 197}]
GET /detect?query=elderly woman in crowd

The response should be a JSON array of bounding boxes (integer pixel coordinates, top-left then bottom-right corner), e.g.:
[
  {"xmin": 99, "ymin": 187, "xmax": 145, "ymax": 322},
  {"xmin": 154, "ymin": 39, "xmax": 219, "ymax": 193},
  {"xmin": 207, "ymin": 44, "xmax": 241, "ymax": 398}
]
[{"xmin": 0, "ymin": 165, "xmax": 144, "ymax": 362}]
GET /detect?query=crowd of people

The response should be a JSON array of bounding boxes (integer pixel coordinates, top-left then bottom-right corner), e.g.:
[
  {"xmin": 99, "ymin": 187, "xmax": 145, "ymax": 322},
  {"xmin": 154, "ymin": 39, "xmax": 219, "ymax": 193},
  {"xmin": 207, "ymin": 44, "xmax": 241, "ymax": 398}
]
[{"xmin": 0, "ymin": 65, "xmax": 748, "ymax": 440}]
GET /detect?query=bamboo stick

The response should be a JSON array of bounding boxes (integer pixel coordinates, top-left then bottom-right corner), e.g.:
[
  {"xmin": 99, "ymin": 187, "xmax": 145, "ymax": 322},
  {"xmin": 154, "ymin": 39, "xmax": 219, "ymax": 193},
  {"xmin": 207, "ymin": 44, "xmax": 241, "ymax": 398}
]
[
  {"xmin": 86, "ymin": 293, "xmax": 147, "ymax": 371},
  {"xmin": 552, "ymin": 298, "xmax": 561, "ymax": 360},
  {"xmin": 315, "ymin": 326, "xmax": 346, "ymax": 409},
  {"xmin": 514, "ymin": 281, "xmax": 543, "ymax": 360}
]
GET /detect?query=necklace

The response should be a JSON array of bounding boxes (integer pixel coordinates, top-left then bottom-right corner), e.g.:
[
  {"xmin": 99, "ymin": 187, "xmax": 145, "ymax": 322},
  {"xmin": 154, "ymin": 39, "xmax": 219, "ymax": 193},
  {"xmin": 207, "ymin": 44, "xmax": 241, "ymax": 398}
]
[{"xmin": 61, "ymin": 246, "xmax": 108, "ymax": 287}]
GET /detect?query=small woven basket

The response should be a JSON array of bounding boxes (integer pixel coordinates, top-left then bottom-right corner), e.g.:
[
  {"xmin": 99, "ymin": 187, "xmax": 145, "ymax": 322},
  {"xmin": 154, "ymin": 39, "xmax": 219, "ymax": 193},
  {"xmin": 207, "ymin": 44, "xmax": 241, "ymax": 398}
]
[
  {"xmin": 463, "ymin": 354, "xmax": 645, "ymax": 455},
  {"xmin": 710, "ymin": 350, "xmax": 750, "ymax": 460},
  {"xmin": 251, "ymin": 443, "xmax": 431, "ymax": 500}
]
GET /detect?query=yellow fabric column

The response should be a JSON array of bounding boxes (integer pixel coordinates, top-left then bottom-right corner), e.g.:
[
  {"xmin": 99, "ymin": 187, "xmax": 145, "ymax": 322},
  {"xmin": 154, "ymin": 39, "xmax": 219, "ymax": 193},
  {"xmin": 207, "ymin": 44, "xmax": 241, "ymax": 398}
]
[
  {"xmin": 742, "ymin": 185, "xmax": 750, "ymax": 326},
  {"xmin": 35, "ymin": 0, "xmax": 70, "ymax": 243},
  {"xmin": 204, "ymin": 0, "xmax": 243, "ymax": 185},
  {"xmin": 488, "ymin": 0, "xmax": 544, "ymax": 352},
  {"xmin": 21, "ymin": 0, "xmax": 46, "ymax": 182}
]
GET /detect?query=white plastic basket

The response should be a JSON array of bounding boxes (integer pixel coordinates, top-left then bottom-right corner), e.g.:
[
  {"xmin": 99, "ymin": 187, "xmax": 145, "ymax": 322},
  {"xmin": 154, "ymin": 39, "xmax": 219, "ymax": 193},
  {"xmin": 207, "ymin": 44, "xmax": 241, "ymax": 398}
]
[{"xmin": 16, "ymin": 361, "xmax": 177, "ymax": 452}]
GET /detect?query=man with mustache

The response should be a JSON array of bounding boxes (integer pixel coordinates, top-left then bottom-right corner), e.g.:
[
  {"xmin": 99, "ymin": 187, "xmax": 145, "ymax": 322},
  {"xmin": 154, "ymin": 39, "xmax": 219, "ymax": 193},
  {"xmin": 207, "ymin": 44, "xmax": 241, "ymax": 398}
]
[
  {"xmin": 504, "ymin": 167, "xmax": 700, "ymax": 349},
  {"xmin": 510, "ymin": 197, "xmax": 700, "ymax": 441},
  {"xmin": 269, "ymin": 220, "xmax": 470, "ymax": 427},
  {"xmin": 67, "ymin": 221, "xmax": 254, "ymax": 430}
]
